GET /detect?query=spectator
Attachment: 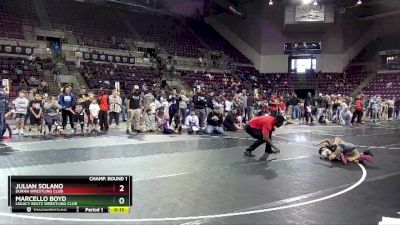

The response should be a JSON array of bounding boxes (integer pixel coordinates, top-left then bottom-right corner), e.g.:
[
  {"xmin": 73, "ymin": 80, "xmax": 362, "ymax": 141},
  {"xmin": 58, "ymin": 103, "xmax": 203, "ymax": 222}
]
[
  {"xmin": 142, "ymin": 109, "xmax": 157, "ymax": 132},
  {"xmin": 168, "ymin": 89, "xmax": 179, "ymax": 124},
  {"xmin": 223, "ymin": 107, "xmax": 242, "ymax": 132},
  {"xmin": 43, "ymin": 95, "xmax": 63, "ymax": 134},
  {"xmin": 179, "ymin": 90, "xmax": 189, "ymax": 124},
  {"xmin": 59, "ymin": 86, "xmax": 77, "ymax": 131},
  {"xmin": 185, "ymin": 110, "xmax": 200, "ymax": 134},
  {"xmin": 41, "ymin": 80, "xmax": 48, "ymax": 92},
  {"xmin": 205, "ymin": 105, "xmax": 224, "ymax": 134},
  {"xmin": 98, "ymin": 90, "xmax": 109, "ymax": 132},
  {"xmin": 89, "ymin": 98, "xmax": 100, "ymax": 133},
  {"xmin": 13, "ymin": 91, "xmax": 29, "ymax": 135},
  {"xmin": 109, "ymin": 90, "xmax": 122, "ymax": 127},
  {"xmin": 193, "ymin": 89, "xmax": 207, "ymax": 128},
  {"xmin": 126, "ymin": 85, "xmax": 142, "ymax": 134},
  {"xmin": 73, "ymin": 94, "xmax": 86, "ymax": 134}
]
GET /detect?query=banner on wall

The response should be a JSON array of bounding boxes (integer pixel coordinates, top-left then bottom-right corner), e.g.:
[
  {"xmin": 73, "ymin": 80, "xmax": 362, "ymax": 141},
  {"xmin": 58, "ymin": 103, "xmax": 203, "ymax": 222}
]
[
  {"xmin": 115, "ymin": 81, "xmax": 120, "ymax": 93},
  {"xmin": 295, "ymin": 5, "xmax": 325, "ymax": 22},
  {"xmin": 0, "ymin": 45, "xmax": 34, "ymax": 55},
  {"xmin": 2, "ymin": 79, "xmax": 10, "ymax": 94},
  {"xmin": 83, "ymin": 52, "xmax": 135, "ymax": 64}
]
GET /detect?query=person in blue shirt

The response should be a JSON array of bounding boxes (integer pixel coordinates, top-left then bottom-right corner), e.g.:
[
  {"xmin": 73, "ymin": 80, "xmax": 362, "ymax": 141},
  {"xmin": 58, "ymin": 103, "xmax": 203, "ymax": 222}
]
[{"xmin": 58, "ymin": 86, "xmax": 77, "ymax": 131}]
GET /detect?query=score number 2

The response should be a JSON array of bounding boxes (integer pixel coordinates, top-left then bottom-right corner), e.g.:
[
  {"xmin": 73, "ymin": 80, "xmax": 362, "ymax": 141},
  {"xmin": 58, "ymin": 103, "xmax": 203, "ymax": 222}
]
[{"xmin": 118, "ymin": 184, "xmax": 126, "ymax": 205}]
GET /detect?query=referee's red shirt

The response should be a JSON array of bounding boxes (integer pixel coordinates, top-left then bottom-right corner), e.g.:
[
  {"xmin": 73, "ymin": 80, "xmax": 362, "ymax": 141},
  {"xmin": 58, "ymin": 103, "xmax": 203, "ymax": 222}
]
[{"xmin": 248, "ymin": 116, "xmax": 275, "ymax": 135}]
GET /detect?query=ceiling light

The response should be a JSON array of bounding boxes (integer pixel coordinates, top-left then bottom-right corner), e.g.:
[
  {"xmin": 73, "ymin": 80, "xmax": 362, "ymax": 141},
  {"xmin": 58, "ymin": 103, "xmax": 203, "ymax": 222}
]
[
  {"xmin": 357, "ymin": 0, "xmax": 362, "ymax": 5},
  {"xmin": 269, "ymin": 0, "xmax": 273, "ymax": 6},
  {"xmin": 302, "ymin": 0, "xmax": 313, "ymax": 4},
  {"xmin": 313, "ymin": 0, "xmax": 318, "ymax": 5}
]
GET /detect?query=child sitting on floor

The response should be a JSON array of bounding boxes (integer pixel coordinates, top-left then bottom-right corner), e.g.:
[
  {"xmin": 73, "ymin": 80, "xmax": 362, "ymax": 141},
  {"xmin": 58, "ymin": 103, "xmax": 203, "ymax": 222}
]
[
  {"xmin": 141, "ymin": 109, "xmax": 157, "ymax": 132},
  {"xmin": 162, "ymin": 115, "xmax": 181, "ymax": 134}
]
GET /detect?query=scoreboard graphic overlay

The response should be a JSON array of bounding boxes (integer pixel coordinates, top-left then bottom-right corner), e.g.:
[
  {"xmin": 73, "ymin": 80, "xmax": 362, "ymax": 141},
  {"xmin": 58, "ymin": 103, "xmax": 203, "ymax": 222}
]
[{"xmin": 8, "ymin": 176, "xmax": 132, "ymax": 213}]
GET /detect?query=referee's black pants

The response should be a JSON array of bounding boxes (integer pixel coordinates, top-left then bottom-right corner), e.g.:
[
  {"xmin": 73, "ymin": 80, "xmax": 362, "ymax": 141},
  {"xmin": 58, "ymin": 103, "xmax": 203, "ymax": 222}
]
[{"xmin": 245, "ymin": 125, "xmax": 273, "ymax": 153}]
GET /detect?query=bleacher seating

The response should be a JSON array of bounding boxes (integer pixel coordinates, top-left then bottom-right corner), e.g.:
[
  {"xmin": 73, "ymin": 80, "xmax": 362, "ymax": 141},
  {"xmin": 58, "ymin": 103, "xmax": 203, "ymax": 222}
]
[
  {"xmin": 181, "ymin": 70, "xmax": 241, "ymax": 92},
  {"xmin": 17, "ymin": 0, "xmax": 39, "ymax": 27},
  {"xmin": 252, "ymin": 73, "xmax": 295, "ymax": 95},
  {"xmin": 362, "ymin": 73, "xmax": 400, "ymax": 98},
  {"xmin": 125, "ymin": 12, "xmax": 203, "ymax": 58},
  {"xmin": 188, "ymin": 19, "xmax": 252, "ymax": 64},
  {"xmin": 0, "ymin": 0, "xmax": 24, "ymax": 39},
  {"xmin": 45, "ymin": 0, "xmax": 131, "ymax": 50},
  {"xmin": 315, "ymin": 73, "xmax": 368, "ymax": 96},
  {"xmin": 236, "ymin": 66, "xmax": 259, "ymax": 76},
  {"xmin": 80, "ymin": 62, "xmax": 159, "ymax": 91},
  {"xmin": 1, "ymin": 0, "xmax": 257, "ymax": 65},
  {"xmin": 0, "ymin": 56, "xmax": 47, "ymax": 97}
]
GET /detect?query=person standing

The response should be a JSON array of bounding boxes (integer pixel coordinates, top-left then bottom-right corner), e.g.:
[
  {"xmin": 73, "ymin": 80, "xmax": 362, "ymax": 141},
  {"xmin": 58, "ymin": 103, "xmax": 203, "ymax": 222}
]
[
  {"xmin": 0, "ymin": 85, "xmax": 8, "ymax": 140},
  {"xmin": 109, "ymin": 90, "xmax": 122, "ymax": 127},
  {"xmin": 369, "ymin": 96, "xmax": 379, "ymax": 123},
  {"xmin": 98, "ymin": 90, "xmax": 109, "ymax": 132},
  {"xmin": 394, "ymin": 97, "xmax": 400, "ymax": 119},
  {"xmin": 120, "ymin": 92, "xmax": 127, "ymax": 122},
  {"xmin": 73, "ymin": 94, "xmax": 86, "ymax": 134},
  {"xmin": 29, "ymin": 93, "xmax": 43, "ymax": 135},
  {"xmin": 304, "ymin": 92, "xmax": 315, "ymax": 124},
  {"xmin": 246, "ymin": 91, "xmax": 255, "ymax": 121},
  {"xmin": 291, "ymin": 93, "xmax": 300, "ymax": 120},
  {"xmin": 168, "ymin": 89, "xmax": 179, "ymax": 124},
  {"xmin": 89, "ymin": 98, "xmax": 100, "ymax": 133},
  {"xmin": 387, "ymin": 97, "xmax": 395, "ymax": 120},
  {"xmin": 243, "ymin": 115, "xmax": 285, "ymax": 161},
  {"xmin": 126, "ymin": 85, "xmax": 142, "ymax": 134},
  {"xmin": 193, "ymin": 89, "xmax": 207, "ymax": 128},
  {"xmin": 241, "ymin": 90, "xmax": 248, "ymax": 122},
  {"xmin": 13, "ymin": 91, "xmax": 29, "ymax": 135},
  {"xmin": 179, "ymin": 90, "xmax": 189, "ymax": 124},
  {"xmin": 269, "ymin": 93, "xmax": 279, "ymax": 117},
  {"xmin": 205, "ymin": 91, "xmax": 215, "ymax": 119},
  {"xmin": 316, "ymin": 93, "xmax": 325, "ymax": 121},
  {"xmin": 351, "ymin": 94, "xmax": 364, "ymax": 125},
  {"xmin": 143, "ymin": 91, "xmax": 154, "ymax": 109},
  {"xmin": 59, "ymin": 86, "xmax": 76, "ymax": 131}
]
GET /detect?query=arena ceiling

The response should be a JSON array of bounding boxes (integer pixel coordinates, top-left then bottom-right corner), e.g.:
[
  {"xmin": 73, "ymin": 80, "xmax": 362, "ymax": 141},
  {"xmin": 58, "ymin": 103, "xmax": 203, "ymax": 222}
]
[{"xmin": 86, "ymin": 0, "xmax": 400, "ymax": 19}]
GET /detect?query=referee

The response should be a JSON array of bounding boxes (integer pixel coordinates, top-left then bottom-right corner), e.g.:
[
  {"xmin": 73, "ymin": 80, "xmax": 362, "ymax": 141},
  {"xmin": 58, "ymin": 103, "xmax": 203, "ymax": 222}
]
[{"xmin": 243, "ymin": 115, "xmax": 285, "ymax": 161}]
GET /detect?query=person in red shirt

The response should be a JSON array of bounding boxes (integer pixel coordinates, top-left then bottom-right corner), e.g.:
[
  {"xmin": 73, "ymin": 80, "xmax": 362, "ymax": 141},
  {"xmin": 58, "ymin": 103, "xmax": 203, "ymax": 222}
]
[
  {"xmin": 98, "ymin": 90, "xmax": 109, "ymax": 132},
  {"xmin": 244, "ymin": 115, "xmax": 285, "ymax": 161},
  {"xmin": 269, "ymin": 93, "xmax": 280, "ymax": 117},
  {"xmin": 279, "ymin": 97, "xmax": 286, "ymax": 115}
]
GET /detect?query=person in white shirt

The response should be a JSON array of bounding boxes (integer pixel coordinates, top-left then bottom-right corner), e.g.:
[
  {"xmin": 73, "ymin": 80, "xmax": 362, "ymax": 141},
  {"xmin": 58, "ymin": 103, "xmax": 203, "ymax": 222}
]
[
  {"xmin": 149, "ymin": 99, "xmax": 157, "ymax": 114},
  {"xmin": 109, "ymin": 90, "xmax": 122, "ymax": 127},
  {"xmin": 89, "ymin": 98, "xmax": 100, "ymax": 133},
  {"xmin": 185, "ymin": 110, "xmax": 200, "ymax": 134},
  {"xmin": 13, "ymin": 91, "xmax": 29, "ymax": 135},
  {"xmin": 225, "ymin": 97, "xmax": 233, "ymax": 115}
]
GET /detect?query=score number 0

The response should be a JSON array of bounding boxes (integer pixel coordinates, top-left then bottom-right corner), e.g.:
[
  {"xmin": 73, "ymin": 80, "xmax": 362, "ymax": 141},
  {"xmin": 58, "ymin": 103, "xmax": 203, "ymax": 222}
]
[{"xmin": 119, "ymin": 184, "xmax": 125, "ymax": 205}]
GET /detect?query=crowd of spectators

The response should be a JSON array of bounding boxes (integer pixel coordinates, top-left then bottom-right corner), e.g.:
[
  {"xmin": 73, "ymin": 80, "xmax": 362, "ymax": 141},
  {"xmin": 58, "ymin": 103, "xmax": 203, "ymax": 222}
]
[{"xmin": 4, "ymin": 79, "xmax": 400, "ymax": 138}]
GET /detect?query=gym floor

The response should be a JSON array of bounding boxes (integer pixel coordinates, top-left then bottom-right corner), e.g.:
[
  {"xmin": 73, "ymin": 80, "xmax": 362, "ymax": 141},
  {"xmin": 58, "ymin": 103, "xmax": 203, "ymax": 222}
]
[{"xmin": 0, "ymin": 121, "xmax": 399, "ymax": 225}]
